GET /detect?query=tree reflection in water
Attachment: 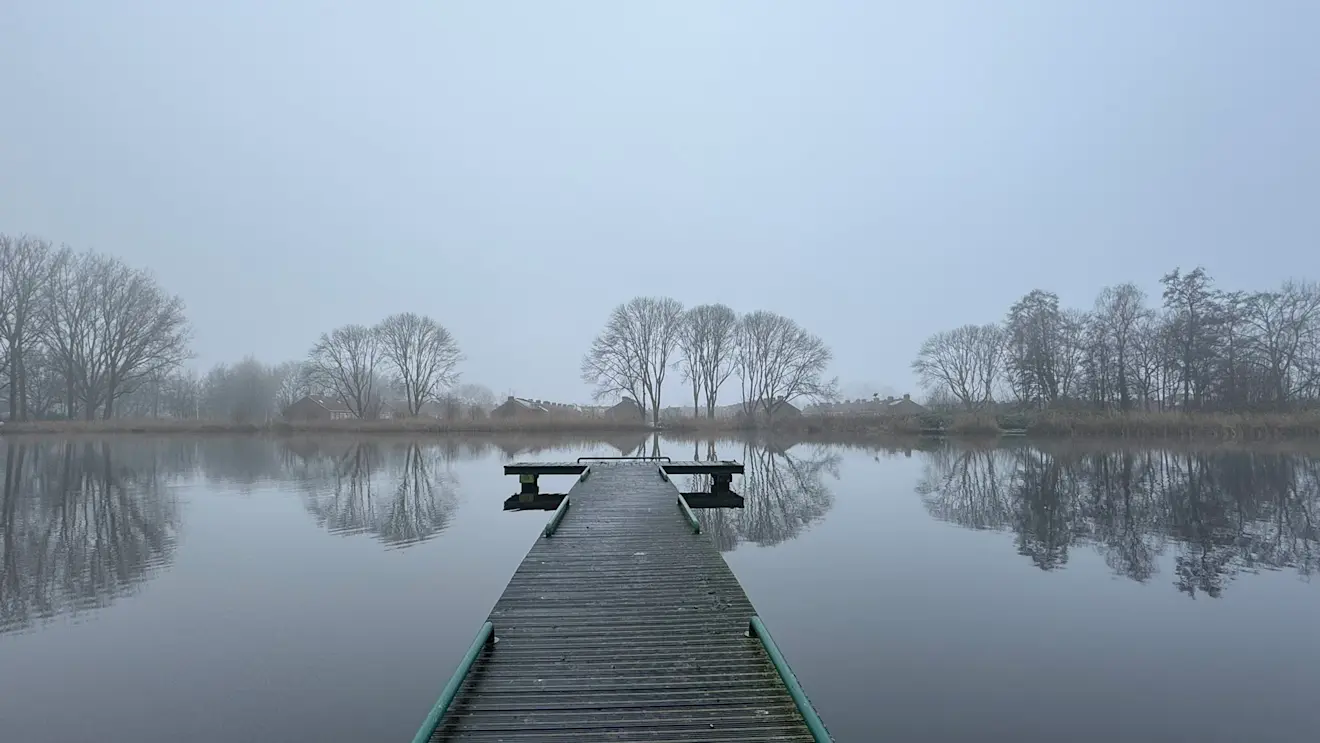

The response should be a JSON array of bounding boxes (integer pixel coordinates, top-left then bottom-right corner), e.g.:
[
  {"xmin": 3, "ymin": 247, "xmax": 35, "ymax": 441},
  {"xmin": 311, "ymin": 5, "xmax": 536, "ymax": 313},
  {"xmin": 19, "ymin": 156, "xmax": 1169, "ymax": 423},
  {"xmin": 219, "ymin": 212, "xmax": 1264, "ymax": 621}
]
[
  {"xmin": 0, "ymin": 441, "xmax": 180, "ymax": 634},
  {"xmin": 285, "ymin": 441, "xmax": 460, "ymax": 548},
  {"xmin": 917, "ymin": 445, "xmax": 1320, "ymax": 597},
  {"xmin": 687, "ymin": 440, "xmax": 839, "ymax": 551}
]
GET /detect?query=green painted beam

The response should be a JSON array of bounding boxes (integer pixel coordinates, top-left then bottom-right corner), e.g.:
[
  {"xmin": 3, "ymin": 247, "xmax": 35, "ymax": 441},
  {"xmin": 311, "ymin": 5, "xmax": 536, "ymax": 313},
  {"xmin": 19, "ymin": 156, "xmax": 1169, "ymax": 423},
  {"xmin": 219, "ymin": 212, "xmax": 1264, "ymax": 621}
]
[
  {"xmin": 542, "ymin": 495, "xmax": 571, "ymax": 538},
  {"xmin": 411, "ymin": 621, "xmax": 495, "ymax": 743},
  {"xmin": 677, "ymin": 494, "xmax": 700, "ymax": 533},
  {"xmin": 748, "ymin": 616, "xmax": 832, "ymax": 742}
]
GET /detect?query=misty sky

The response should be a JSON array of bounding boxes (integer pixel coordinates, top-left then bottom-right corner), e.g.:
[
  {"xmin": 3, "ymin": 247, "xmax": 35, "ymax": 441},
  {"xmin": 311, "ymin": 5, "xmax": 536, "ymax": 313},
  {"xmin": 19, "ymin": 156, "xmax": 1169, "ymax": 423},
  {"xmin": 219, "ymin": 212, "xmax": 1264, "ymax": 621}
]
[{"xmin": 3, "ymin": 1, "xmax": 1318, "ymax": 403}]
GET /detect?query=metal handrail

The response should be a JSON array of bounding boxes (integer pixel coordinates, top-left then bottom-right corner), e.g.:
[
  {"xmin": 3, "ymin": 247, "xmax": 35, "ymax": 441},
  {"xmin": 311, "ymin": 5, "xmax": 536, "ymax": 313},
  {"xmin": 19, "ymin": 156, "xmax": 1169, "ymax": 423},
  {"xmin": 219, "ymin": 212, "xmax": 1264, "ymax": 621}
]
[
  {"xmin": 542, "ymin": 496, "xmax": 571, "ymax": 538},
  {"xmin": 747, "ymin": 616, "xmax": 832, "ymax": 741},
  {"xmin": 677, "ymin": 495, "xmax": 700, "ymax": 533},
  {"xmin": 576, "ymin": 455, "xmax": 672, "ymax": 462},
  {"xmin": 411, "ymin": 621, "xmax": 496, "ymax": 743}
]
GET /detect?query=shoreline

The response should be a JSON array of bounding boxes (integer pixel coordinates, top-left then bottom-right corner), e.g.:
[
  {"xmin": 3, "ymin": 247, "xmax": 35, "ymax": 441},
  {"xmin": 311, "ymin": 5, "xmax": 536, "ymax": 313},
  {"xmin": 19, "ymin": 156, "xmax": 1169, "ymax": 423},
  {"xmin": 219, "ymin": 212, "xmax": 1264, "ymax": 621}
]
[{"xmin": 3, "ymin": 410, "xmax": 1320, "ymax": 440}]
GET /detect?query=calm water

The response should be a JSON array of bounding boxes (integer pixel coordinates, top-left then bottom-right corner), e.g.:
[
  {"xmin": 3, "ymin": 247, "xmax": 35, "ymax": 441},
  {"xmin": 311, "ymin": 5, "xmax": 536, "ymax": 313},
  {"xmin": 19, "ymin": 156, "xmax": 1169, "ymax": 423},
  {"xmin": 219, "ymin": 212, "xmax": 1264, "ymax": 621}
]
[{"xmin": 1, "ymin": 435, "xmax": 1318, "ymax": 742}]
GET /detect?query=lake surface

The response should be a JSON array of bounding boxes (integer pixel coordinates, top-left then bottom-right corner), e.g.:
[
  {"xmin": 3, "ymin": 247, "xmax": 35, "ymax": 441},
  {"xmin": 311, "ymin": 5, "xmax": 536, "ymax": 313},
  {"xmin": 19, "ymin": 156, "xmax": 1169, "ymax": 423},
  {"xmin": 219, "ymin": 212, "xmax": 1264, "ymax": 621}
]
[{"xmin": 1, "ymin": 434, "xmax": 1318, "ymax": 742}]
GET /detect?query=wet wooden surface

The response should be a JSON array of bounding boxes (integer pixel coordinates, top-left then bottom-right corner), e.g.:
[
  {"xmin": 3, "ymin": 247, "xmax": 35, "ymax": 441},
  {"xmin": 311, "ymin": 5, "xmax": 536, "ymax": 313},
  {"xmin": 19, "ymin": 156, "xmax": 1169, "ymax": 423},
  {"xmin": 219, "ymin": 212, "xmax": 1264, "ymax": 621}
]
[{"xmin": 430, "ymin": 461, "xmax": 815, "ymax": 742}]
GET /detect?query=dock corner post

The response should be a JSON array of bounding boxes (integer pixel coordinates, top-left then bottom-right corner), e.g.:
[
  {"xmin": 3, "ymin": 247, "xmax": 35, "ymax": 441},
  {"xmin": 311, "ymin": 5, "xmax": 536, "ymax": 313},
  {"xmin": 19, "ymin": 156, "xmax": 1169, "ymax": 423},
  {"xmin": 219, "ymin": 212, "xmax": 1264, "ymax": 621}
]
[
  {"xmin": 712, "ymin": 472, "xmax": 732, "ymax": 495},
  {"xmin": 518, "ymin": 473, "xmax": 539, "ymax": 503},
  {"xmin": 747, "ymin": 616, "xmax": 833, "ymax": 742}
]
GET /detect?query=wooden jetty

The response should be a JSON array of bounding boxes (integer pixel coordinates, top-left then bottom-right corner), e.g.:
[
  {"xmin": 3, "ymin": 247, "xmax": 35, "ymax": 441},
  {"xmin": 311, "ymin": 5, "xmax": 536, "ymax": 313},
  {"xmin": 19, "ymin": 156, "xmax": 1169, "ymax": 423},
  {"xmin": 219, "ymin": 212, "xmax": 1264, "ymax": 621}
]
[{"xmin": 412, "ymin": 457, "xmax": 831, "ymax": 742}]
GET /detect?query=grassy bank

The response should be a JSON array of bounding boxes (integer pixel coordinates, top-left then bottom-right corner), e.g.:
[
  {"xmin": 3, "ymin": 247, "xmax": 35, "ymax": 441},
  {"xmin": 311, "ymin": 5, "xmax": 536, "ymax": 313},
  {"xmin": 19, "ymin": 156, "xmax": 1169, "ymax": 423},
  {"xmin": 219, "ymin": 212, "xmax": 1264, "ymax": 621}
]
[{"xmin": 4, "ymin": 410, "xmax": 1320, "ymax": 440}]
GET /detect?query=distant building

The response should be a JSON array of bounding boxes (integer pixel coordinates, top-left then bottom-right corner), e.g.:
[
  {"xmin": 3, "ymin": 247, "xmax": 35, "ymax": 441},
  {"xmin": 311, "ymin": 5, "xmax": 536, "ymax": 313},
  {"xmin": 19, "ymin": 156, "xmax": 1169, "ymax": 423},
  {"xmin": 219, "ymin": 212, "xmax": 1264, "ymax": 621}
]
[
  {"xmin": 605, "ymin": 397, "xmax": 645, "ymax": 422},
  {"xmin": 882, "ymin": 394, "xmax": 926, "ymax": 416},
  {"xmin": 807, "ymin": 393, "xmax": 927, "ymax": 417},
  {"xmin": 491, "ymin": 396, "xmax": 550, "ymax": 420},
  {"xmin": 284, "ymin": 395, "xmax": 355, "ymax": 422}
]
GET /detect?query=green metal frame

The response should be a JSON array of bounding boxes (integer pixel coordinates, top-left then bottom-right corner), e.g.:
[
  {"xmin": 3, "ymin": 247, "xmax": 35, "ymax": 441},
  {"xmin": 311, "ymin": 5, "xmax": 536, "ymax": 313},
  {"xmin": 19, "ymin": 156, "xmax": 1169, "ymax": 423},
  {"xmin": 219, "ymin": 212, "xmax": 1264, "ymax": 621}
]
[
  {"xmin": 411, "ymin": 621, "xmax": 496, "ymax": 743},
  {"xmin": 578, "ymin": 466, "xmax": 591, "ymax": 482},
  {"xmin": 658, "ymin": 466, "xmax": 669, "ymax": 482},
  {"xmin": 748, "ymin": 616, "xmax": 832, "ymax": 742},
  {"xmin": 542, "ymin": 495, "xmax": 571, "ymax": 538},
  {"xmin": 677, "ymin": 494, "xmax": 700, "ymax": 533}
]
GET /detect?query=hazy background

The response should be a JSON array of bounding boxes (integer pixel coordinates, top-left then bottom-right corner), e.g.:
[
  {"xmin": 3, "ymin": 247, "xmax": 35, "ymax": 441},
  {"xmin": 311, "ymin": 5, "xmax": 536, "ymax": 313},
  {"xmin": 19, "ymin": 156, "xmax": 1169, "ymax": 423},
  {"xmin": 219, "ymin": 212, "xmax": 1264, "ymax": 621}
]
[{"xmin": 3, "ymin": 1, "xmax": 1317, "ymax": 401}]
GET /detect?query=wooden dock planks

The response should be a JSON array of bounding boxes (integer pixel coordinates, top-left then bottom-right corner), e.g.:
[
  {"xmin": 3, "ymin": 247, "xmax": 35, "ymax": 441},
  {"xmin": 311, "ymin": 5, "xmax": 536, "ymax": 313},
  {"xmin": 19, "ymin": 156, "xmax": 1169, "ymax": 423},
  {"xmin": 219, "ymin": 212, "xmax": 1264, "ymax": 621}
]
[{"xmin": 428, "ymin": 461, "xmax": 821, "ymax": 742}]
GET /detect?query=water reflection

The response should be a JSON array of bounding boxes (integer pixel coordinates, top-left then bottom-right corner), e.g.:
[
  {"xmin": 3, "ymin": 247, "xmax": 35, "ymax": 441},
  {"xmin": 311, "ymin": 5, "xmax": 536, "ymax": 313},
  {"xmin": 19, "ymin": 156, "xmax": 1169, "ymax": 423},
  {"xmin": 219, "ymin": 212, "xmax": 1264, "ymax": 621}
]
[
  {"xmin": 689, "ymin": 441, "xmax": 840, "ymax": 551},
  {"xmin": 1, "ymin": 441, "xmax": 180, "ymax": 635},
  {"xmin": 280, "ymin": 441, "xmax": 461, "ymax": 548},
  {"xmin": 917, "ymin": 445, "xmax": 1320, "ymax": 597}
]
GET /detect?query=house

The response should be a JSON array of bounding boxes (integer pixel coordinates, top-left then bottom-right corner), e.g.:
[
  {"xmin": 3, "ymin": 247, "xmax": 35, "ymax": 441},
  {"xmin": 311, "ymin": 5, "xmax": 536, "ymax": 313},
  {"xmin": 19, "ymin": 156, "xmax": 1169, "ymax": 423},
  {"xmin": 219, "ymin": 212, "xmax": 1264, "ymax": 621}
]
[
  {"xmin": 283, "ymin": 395, "xmax": 356, "ymax": 422},
  {"xmin": 604, "ymin": 397, "xmax": 645, "ymax": 422},
  {"xmin": 491, "ymin": 396, "xmax": 550, "ymax": 420},
  {"xmin": 882, "ymin": 394, "xmax": 927, "ymax": 416}
]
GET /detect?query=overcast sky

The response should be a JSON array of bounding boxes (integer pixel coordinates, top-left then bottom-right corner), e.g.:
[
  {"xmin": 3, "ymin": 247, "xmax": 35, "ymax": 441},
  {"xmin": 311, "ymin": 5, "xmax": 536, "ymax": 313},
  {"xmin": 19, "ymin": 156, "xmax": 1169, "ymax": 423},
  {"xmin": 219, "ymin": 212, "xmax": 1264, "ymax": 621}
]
[{"xmin": 2, "ymin": 1, "xmax": 1317, "ymax": 403}]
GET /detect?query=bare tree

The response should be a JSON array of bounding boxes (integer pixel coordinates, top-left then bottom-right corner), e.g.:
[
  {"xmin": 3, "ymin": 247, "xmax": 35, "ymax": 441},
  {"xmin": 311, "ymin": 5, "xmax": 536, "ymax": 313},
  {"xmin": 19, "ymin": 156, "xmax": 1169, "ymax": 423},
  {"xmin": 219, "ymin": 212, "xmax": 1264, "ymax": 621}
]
[
  {"xmin": 581, "ymin": 297, "xmax": 684, "ymax": 424},
  {"xmin": 450, "ymin": 382, "xmax": 496, "ymax": 411},
  {"xmin": 1005, "ymin": 290, "xmax": 1065, "ymax": 406},
  {"xmin": 307, "ymin": 324, "xmax": 379, "ymax": 418},
  {"xmin": 677, "ymin": 310, "xmax": 704, "ymax": 418},
  {"xmin": 678, "ymin": 304, "xmax": 738, "ymax": 418},
  {"xmin": 1094, "ymin": 283, "xmax": 1148, "ymax": 410},
  {"xmin": 38, "ymin": 252, "xmax": 191, "ymax": 419},
  {"xmin": 375, "ymin": 312, "xmax": 463, "ymax": 415},
  {"xmin": 0, "ymin": 235, "xmax": 58, "ymax": 420},
  {"xmin": 200, "ymin": 357, "xmax": 283, "ymax": 423},
  {"xmin": 912, "ymin": 324, "xmax": 1004, "ymax": 410},
  {"xmin": 735, "ymin": 311, "xmax": 836, "ymax": 419},
  {"xmin": 1161, "ymin": 267, "xmax": 1219, "ymax": 408},
  {"xmin": 273, "ymin": 361, "xmax": 317, "ymax": 412},
  {"xmin": 1240, "ymin": 281, "xmax": 1320, "ymax": 408},
  {"xmin": 95, "ymin": 258, "xmax": 191, "ymax": 418}
]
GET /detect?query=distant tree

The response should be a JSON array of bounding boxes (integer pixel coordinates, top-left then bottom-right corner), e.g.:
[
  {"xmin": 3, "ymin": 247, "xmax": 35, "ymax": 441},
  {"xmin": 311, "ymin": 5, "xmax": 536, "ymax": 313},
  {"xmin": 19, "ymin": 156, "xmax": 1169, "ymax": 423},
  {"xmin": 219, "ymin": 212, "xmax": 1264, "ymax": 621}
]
[
  {"xmin": 375, "ymin": 312, "xmax": 463, "ymax": 416},
  {"xmin": 735, "ymin": 311, "xmax": 836, "ymax": 419},
  {"xmin": 95, "ymin": 257, "xmax": 191, "ymax": 418},
  {"xmin": 678, "ymin": 304, "xmax": 739, "ymax": 418},
  {"xmin": 160, "ymin": 370, "xmax": 200, "ymax": 419},
  {"xmin": 272, "ymin": 361, "xmax": 317, "ymax": 412},
  {"xmin": 450, "ymin": 382, "xmax": 495, "ymax": 411},
  {"xmin": 201, "ymin": 357, "xmax": 282, "ymax": 423},
  {"xmin": 1240, "ymin": 281, "xmax": 1320, "ymax": 409},
  {"xmin": 307, "ymin": 324, "xmax": 380, "ymax": 418},
  {"xmin": 1005, "ymin": 290, "xmax": 1065, "ymax": 406},
  {"xmin": 1161, "ymin": 267, "xmax": 1220, "ymax": 408},
  {"xmin": 1093, "ymin": 283, "xmax": 1148, "ymax": 409},
  {"xmin": 581, "ymin": 296, "xmax": 685, "ymax": 424},
  {"xmin": 40, "ymin": 251, "xmax": 189, "ymax": 419},
  {"xmin": 912, "ymin": 324, "xmax": 1005, "ymax": 410},
  {"xmin": 0, "ymin": 235, "xmax": 58, "ymax": 420}
]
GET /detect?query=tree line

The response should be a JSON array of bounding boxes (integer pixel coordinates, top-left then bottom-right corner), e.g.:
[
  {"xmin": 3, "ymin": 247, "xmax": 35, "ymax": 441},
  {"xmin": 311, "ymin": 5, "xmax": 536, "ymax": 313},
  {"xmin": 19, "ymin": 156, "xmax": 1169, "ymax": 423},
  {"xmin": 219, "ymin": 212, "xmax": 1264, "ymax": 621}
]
[
  {"xmin": 123, "ymin": 316, "xmax": 487, "ymax": 424},
  {"xmin": 913, "ymin": 267, "xmax": 1320, "ymax": 412},
  {"xmin": 1, "ymin": 232, "xmax": 488, "ymax": 423},
  {"xmin": 0, "ymin": 234, "xmax": 190, "ymax": 421},
  {"xmin": 580, "ymin": 297, "xmax": 837, "ymax": 424}
]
